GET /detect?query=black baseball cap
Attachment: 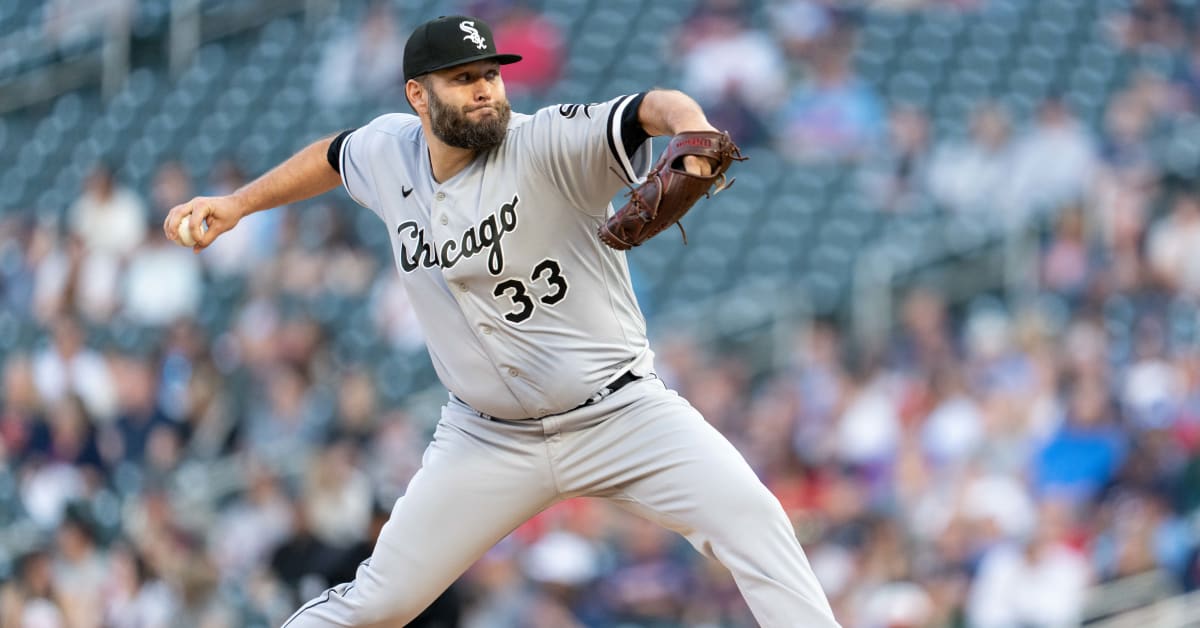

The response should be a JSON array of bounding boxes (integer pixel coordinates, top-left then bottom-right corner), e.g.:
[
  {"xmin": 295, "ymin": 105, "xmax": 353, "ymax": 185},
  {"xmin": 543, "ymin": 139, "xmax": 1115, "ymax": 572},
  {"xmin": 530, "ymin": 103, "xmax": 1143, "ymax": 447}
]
[{"xmin": 403, "ymin": 15, "xmax": 522, "ymax": 82}]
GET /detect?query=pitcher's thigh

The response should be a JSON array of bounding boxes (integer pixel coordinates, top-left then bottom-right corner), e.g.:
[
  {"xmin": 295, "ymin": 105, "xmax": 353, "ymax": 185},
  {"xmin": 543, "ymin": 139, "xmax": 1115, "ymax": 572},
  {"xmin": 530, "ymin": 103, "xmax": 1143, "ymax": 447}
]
[{"xmin": 603, "ymin": 402, "xmax": 789, "ymax": 545}]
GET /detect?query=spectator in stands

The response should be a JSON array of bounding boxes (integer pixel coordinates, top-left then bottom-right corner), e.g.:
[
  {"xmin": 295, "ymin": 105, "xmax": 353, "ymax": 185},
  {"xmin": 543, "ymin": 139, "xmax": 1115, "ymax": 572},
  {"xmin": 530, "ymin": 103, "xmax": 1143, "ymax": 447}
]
[
  {"xmin": 861, "ymin": 105, "xmax": 931, "ymax": 213},
  {"xmin": 301, "ymin": 204, "xmax": 377, "ymax": 300},
  {"xmin": 370, "ymin": 273, "xmax": 425, "ymax": 352},
  {"xmin": 1092, "ymin": 491, "xmax": 1194, "ymax": 582},
  {"xmin": 891, "ymin": 287, "xmax": 956, "ymax": 374},
  {"xmin": 1100, "ymin": 92, "xmax": 1155, "ymax": 178},
  {"xmin": 599, "ymin": 517, "xmax": 694, "ymax": 624},
  {"xmin": 776, "ymin": 24, "xmax": 884, "ymax": 162},
  {"xmin": 740, "ymin": 393, "xmax": 804, "ymax": 509},
  {"xmin": 17, "ymin": 401, "xmax": 97, "ymax": 531},
  {"xmin": 150, "ymin": 160, "xmax": 193, "ymax": 218},
  {"xmin": 1034, "ymin": 375, "xmax": 1127, "ymax": 503},
  {"xmin": 487, "ymin": 1, "xmax": 565, "ymax": 96},
  {"xmin": 834, "ymin": 360, "xmax": 900, "ymax": 468},
  {"xmin": 0, "ymin": 550, "xmax": 66, "ymax": 628},
  {"xmin": 32, "ymin": 229, "xmax": 121, "ymax": 324},
  {"xmin": 1108, "ymin": 0, "xmax": 1188, "ymax": 52},
  {"xmin": 959, "ymin": 467, "xmax": 1039, "ymax": 544},
  {"xmin": 767, "ymin": 0, "xmax": 835, "ymax": 64},
  {"xmin": 787, "ymin": 319, "xmax": 846, "ymax": 464},
  {"xmin": 928, "ymin": 102, "xmax": 1016, "ymax": 215},
  {"xmin": 859, "ymin": 580, "xmax": 935, "ymax": 628},
  {"xmin": 1121, "ymin": 318, "xmax": 1182, "ymax": 430},
  {"xmin": 32, "ymin": 316, "xmax": 117, "ymax": 422},
  {"xmin": 122, "ymin": 216, "xmax": 203, "ymax": 327},
  {"xmin": 366, "ymin": 411, "xmax": 424, "ymax": 506},
  {"xmin": 1092, "ymin": 89, "xmax": 1158, "ymax": 291},
  {"xmin": 175, "ymin": 368, "xmax": 233, "ymax": 458},
  {"xmin": 313, "ymin": 1, "xmax": 405, "ymax": 109},
  {"xmin": 208, "ymin": 466, "xmax": 294, "ymax": 582},
  {"xmin": 1174, "ymin": 38, "xmax": 1200, "ymax": 110},
  {"xmin": 1005, "ymin": 97, "xmax": 1099, "ymax": 222},
  {"xmin": 171, "ymin": 550, "xmax": 233, "ymax": 628},
  {"xmin": 42, "ymin": 396, "xmax": 106, "ymax": 472},
  {"xmin": 1149, "ymin": 192, "xmax": 1200, "ymax": 296},
  {"xmin": 301, "ymin": 439, "xmax": 373, "ymax": 549},
  {"xmin": 1, "ymin": 354, "xmax": 43, "ymax": 465},
  {"xmin": 270, "ymin": 501, "xmax": 340, "ymax": 602},
  {"xmin": 68, "ymin": 162, "xmax": 146, "ymax": 258},
  {"xmin": 676, "ymin": 0, "xmax": 785, "ymax": 147},
  {"xmin": 102, "ymin": 543, "xmax": 177, "ymax": 628},
  {"xmin": 110, "ymin": 355, "xmax": 172, "ymax": 466},
  {"xmin": 967, "ymin": 500, "xmax": 1091, "ymax": 627},
  {"xmin": 1041, "ymin": 206, "xmax": 1098, "ymax": 301},
  {"xmin": 0, "ymin": 215, "xmax": 37, "ymax": 315},
  {"xmin": 920, "ymin": 366, "xmax": 984, "ymax": 468},
  {"xmin": 51, "ymin": 509, "xmax": 108, "ymax": 628},
  {"xmin": 330, "ymin": 369, "xmax": 377, "ymax": 446},
  {"xmin": 521, "ymin": 527, "xmax": 602, "ymax": 612},
  {"xmin": 242, "ymin": 364, "xmax": 326, "ymax": 462},
  {"xmin": 58, "ymin": 163, "xmax": 146, "ymax": 321},
  {"xmin": 461, "ymin": 544, "xmax": 538, "ymax": 627}
]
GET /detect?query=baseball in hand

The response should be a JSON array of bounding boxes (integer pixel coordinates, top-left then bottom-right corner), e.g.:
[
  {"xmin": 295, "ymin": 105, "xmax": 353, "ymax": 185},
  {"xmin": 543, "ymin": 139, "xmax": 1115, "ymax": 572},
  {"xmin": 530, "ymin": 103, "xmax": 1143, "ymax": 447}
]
[{"xmin": 177, "ymin": 215, "xmax": 198, "ymax": 247}]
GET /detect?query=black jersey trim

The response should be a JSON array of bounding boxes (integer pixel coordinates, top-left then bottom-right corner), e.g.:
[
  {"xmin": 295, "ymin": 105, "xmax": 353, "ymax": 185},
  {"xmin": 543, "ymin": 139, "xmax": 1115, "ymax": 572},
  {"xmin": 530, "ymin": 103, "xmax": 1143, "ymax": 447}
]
[
  {"xmin": 327, "ymin": 129, "xmax": 355, "ymax": 174},
  {"xmin": 606, "ymin": 93, "xmax": 643, "ymax": 185},
  {"xmin": 338, "ymin": 129, "xmax": 371, "ymax": 209},
  {"xmin": 619, "ymin": 92, "xmax": 650, "ymax": 157}
]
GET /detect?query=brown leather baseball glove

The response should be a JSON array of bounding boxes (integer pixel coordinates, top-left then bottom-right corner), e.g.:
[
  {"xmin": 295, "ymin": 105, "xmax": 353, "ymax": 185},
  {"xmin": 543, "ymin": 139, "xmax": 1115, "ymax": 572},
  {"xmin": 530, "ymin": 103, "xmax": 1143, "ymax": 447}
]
[{"xmin": 598, "ymin": 130, "xmax": 746, "ymax": 250}]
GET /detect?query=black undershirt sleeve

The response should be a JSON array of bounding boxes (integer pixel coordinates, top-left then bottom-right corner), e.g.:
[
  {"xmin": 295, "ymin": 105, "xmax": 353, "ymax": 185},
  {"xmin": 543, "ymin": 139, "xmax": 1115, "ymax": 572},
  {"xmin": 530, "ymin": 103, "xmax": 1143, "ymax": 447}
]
[
  {"xmin": 619, "ymin": 92, "xmax": 651, "ymax": 157},
  {"xmin": 326, "ymin": 129, "xmax": 356, "ymax": 174}
]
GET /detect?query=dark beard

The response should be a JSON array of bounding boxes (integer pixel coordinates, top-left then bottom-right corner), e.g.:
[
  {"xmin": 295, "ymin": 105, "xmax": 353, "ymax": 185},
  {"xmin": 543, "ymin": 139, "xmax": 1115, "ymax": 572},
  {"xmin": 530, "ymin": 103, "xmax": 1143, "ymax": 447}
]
[{"xmin": 427, "ymin": 88, "xmax": 511, "ymax": 151}]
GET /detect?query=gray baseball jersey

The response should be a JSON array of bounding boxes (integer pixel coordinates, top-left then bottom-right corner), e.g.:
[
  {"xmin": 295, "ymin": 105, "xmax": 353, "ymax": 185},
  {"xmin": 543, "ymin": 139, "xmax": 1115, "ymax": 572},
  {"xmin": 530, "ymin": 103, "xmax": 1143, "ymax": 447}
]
[{"xmin": 339, "ymin": 94, "xmax": 653, "ymax": 420}]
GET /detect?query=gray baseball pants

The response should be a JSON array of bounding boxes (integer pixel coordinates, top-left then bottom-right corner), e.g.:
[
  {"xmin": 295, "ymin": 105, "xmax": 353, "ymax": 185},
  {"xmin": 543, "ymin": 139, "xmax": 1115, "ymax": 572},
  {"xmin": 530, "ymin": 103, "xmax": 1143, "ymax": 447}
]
[{"xmin": 281, "ymin": 377, "xmax": 839, "ymax": 627}]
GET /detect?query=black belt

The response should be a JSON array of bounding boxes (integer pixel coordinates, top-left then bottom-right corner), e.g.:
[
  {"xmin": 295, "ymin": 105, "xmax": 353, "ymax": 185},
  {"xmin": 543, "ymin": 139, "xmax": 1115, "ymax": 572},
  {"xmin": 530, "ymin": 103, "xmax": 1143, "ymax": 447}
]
[{"xmin": 456, "ymin": 370, "xmax": 642, "ymax": 421}]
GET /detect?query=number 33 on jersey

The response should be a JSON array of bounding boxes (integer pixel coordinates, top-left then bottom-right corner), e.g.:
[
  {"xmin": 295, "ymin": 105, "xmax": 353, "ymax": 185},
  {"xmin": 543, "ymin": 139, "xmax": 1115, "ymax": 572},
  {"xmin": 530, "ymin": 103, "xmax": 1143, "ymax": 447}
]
[{"xmin": 336, "ymin": 93, "xmax": 656, "ymax": 421}]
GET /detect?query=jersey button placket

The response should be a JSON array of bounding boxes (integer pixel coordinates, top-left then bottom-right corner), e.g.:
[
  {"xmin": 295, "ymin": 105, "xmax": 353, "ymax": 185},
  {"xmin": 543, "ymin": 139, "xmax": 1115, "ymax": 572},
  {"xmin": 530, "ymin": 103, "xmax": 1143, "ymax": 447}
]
[{"xmin": 432, "ymin": 192, "xmax": 448, "ymax": 226}]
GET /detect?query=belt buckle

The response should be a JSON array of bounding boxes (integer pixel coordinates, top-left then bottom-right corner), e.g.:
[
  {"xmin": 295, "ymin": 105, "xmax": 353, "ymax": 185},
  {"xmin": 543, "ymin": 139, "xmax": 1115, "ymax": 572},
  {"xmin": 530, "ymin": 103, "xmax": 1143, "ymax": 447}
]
[
  {"xmin": 585, "ymin": 371, "xmax": 637, "ymax": 407},
  {"xmin": 585, "ymin": 387, "xmax": 611, "ymax": 407}
]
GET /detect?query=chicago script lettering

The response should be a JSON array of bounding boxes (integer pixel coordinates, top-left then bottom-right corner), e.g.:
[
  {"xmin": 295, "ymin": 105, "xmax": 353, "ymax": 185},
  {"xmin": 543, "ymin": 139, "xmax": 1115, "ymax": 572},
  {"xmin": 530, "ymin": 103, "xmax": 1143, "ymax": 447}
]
[{"xmin": 396, "ymin": 194, "xmax": 519, "ymax": 276}]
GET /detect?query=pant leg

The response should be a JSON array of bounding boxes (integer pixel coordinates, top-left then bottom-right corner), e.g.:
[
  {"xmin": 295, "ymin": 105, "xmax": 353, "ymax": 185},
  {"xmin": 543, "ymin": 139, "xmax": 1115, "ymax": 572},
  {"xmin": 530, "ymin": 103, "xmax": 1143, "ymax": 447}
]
[
  {"xmin": 553, "ymin": 379, "xmax": 840, "ymax": 628},
  {"xmin": 282, "ymin": 403, "xmax": 558, "ymax": 627}
]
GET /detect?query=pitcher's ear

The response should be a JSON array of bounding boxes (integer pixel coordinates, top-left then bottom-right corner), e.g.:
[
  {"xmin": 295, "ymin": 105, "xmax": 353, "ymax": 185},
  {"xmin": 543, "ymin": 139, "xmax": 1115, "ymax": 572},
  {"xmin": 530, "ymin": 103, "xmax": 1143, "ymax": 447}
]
[{"xmin": 405, "ymin": 78, "xmax": 428, "ymax": 114}]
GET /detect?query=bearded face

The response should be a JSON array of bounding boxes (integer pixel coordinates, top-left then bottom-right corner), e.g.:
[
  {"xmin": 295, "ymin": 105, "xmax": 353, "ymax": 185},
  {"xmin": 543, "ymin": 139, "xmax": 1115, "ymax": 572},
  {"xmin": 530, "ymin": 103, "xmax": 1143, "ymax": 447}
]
[{"xmin": 425, "ymin": 84, "xmax": 512, "ymax": 151}]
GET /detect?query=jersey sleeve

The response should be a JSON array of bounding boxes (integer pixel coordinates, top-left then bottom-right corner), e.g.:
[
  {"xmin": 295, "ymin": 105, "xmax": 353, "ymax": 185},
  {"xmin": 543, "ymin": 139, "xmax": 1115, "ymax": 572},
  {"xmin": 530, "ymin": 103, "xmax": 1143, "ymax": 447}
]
[
  {"xmin": 339, "ymin": 113, "xmax": 419, "ymax": 217},
  {"xmin": 524, "ymin": 93, "xmax": 654, "ymax": 215}
]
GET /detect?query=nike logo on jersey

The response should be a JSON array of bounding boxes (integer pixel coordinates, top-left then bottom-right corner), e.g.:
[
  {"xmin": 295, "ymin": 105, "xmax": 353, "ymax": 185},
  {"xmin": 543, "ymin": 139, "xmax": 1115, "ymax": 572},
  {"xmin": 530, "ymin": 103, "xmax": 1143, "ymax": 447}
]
[
  {"xmin": 402, "ymin": 186, "xmax": 413, "ymax": 198},
  {"xmin": 397, "ymin": 194, "xmax": 519, "ymax": 276}
]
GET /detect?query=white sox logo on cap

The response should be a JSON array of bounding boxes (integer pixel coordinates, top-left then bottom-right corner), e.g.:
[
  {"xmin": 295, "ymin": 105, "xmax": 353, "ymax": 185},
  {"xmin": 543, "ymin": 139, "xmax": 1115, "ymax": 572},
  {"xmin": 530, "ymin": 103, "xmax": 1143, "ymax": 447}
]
[{"xmin": 460, "ymin": 21, "xmax": 487, "ymax": 50}]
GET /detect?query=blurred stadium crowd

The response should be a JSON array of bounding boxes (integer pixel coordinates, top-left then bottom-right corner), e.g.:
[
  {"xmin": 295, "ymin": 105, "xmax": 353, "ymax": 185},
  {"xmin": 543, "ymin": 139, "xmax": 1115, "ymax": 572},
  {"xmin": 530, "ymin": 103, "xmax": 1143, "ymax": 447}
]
[{"xmin": 5, "ymin": 0, "xmax": 1200, "ymax": 627}]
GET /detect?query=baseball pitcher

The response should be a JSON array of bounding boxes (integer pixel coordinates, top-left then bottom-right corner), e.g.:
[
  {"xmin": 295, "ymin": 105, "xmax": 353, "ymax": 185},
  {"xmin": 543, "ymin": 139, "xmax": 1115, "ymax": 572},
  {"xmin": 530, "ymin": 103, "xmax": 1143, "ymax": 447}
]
[{"xmin": 164, "ymin": 14, "xmax": 839, "ymax": 628}]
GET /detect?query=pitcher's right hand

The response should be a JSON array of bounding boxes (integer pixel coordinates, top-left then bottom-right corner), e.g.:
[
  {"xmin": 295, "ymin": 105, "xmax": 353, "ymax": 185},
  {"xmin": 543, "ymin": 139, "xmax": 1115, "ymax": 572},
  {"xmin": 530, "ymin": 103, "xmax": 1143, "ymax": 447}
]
[{"xmin": 164, "ymin": 195, "xmax": 244, "ymax": 253}]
